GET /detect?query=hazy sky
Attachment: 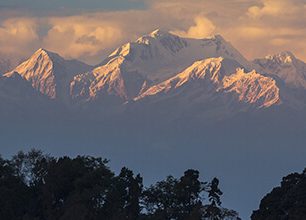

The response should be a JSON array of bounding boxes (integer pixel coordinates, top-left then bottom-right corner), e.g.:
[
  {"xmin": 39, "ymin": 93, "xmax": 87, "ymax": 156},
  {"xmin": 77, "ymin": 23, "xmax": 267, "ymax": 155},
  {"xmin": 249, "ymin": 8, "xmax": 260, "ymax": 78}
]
[
  {"xmin": 0, "ymin": 0, "xmax": 145, "ymax": 11},
  {"xmin": 1, "ymin": 0, "xmax": 306, "ymax": 64}
]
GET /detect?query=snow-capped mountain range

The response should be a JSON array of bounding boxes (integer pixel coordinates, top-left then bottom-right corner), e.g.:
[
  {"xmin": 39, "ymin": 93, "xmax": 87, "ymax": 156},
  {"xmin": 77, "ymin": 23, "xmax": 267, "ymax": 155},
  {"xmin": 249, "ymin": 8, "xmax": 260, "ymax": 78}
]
[
  {"xmin": 134, "ymin": 57, "xmax": 279, "ymax": 109},
  {"xmin": 70, "ymin": 29, "xmax": 252, "ymax": 105},
  {"xmin": 2, "ymin": 29, "xmax": 306, "ymax": 120}
]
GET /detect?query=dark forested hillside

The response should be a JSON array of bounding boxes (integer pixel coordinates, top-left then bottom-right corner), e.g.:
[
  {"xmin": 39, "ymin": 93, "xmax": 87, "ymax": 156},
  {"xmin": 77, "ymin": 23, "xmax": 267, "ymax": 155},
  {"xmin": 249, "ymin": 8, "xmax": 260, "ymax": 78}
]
[
  {"xmin": 252, "ymin": 169, "xmax": 306, "ymax": 220},
  {"xmin": 0, "ymin": 149, "xmax": 240, "ymax": 220}
]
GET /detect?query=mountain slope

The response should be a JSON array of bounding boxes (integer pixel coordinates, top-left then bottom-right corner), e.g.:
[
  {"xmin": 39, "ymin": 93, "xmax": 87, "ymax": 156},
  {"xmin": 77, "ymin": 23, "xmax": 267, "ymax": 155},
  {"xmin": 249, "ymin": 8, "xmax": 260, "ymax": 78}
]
[
  {"xmin": 135, "ymin": 57, "xmax": 280, "ymax": 110},
  {"xmin": 5, "ymin": 49, "xmax": 92, "ymax": 102},
  {"xmin": 71, "ymin": 30, "xmax": 252, "ymax": 104},
  {"xmin": 70, "ymin": 56, "xmax": 146, "ymax": 105},
  {"xmin": 0, "ymin": 72, "xmax": 52, "ymax": 118},
  {"xmin": 253, "ymin": 52, "xmax": 306, "ymax": 109},
  {"xmin": 0, "ymin": 58, "xmax": 12, "ymax": 75},
  {"xmin": 222, "ymin": 69, "xmax": 280, "ymax": 108},
  {"xmin": 253, "ymin": 51, "xmax": 306, "ymax": 89},
  {"xmin": 1, "ymin": 31, "xmax": 304, "ymax": 121},
  {"xmin": 102, "ymin": 29, "xmax": 252, "ymax": 82}
]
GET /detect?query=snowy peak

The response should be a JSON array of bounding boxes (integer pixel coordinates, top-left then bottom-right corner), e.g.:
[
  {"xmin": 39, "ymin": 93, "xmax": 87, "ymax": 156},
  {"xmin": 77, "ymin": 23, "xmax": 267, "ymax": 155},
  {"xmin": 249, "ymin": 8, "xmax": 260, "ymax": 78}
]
[
  {"xmin": 264, "ymin": 51, "xmax": 297, "ymax": 64},
  {"xmin": 101, "ymin": 29, "xmax": 251, "ymax": 82},
  {"xmin": 222, "ymin": 69, "xmax": 280, "ymax": 108},
  {"xmin": 134, "ymin": 29, "xmax": 176, "ymax": 44},
  {"xmin": 203, "ymin": 34, "xmax": 228, "ymax": 45},
  {"xmin": 176, "ymin": 57, "xmax": 226, "ymax": 83},
  {"xmin": 5, "ymin": 48, "xmax": 57, "ymax": 98},
  {"xmin": 135, "ymin": 29, "xmax": 188, "ymax": 55},
  {"xmin": 134, "ymin": 57, "xmax": 222, "ymax": 101},
  {"xmin": 70, "ymin": 56, "xmax": 133, "ymax": 103},
  {"xmin": 29, "ymin": 48, "xmax": 67, "ymax": 67},
  {"xmin": 137, "ymin": 28, "xmax": 183, "ymax": 43},
  {"xmin": 34, "ymin": 48, "xmax": 55, "ymax": 58},
  {"xmin": 1, "ymin": 29, "xmax": 303, "ymax": 120},
  {"xmin": 5, "ymin": 48, "xmax": 92, "ymax": 100},
  {"xmin": 70, "ymin": 30, "xmax": 254, "ymax": 106},
  {"xmin": 71, "ymin": 29, "xmax": 256, "ymax": 108},
  {"xmin": 254, "ymin": 51, "xmax": 306, "ymax": 89},
  {"xmin": 107, "ymin": 29, "xmax": 188, "ymax": 67},
  {"xmin": 135, "ymin": 57, "xmax": 240, "ymax": 101},
  {"xmin": 148, "ymin": 28, "xmax": 170, "ymax": 38},
  {"xmin": 135, "ymin": 57, "xmax": 280, "ymax": 109}
]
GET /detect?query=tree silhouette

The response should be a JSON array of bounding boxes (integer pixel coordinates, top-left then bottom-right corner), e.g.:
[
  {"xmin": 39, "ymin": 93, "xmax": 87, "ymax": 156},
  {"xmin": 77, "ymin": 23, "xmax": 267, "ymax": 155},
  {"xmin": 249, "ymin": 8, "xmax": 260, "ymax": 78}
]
[
  {"xmin": 203, "ymin": 177, "xmax": 223, "ymax": 219},
  {"xmin": 104, "ymin": 167, "xmax": 143, "ymax": 220},
  {"xmin": 0, "ymin": 150, "xmax": 240, "ymax": 220},
  {"xmin": 252, "ymin": 169, "xmax": 306, "ymax": 220},
  {"xmin": 142, "ymin": 175, "xmax": 179, "ymax": 219}
]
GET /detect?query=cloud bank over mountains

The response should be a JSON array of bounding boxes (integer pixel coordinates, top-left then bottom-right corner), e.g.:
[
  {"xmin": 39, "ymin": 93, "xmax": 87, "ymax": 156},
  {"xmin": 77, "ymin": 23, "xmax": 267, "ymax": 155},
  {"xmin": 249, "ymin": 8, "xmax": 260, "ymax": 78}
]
[{"xmin": 1, "ymin": 0, "xmax": 306, "ymax": 65}]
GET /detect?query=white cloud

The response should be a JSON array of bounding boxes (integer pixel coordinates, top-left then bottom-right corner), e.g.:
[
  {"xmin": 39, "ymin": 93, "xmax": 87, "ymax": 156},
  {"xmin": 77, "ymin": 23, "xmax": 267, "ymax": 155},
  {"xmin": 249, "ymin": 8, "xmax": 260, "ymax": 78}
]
[
  {"xmin": 247, "ymin": 0, "xmax": 302, "ymax": 18},
  {"xmin": 1, "ymin": 0, "xmax": 306, "ymax": 65},
  {"xmin": 42, "ymin": 15, "xmax": 123, "ymax": 63},
  {"xmin": 0, "ymin": 18, "xmax": 39, "ymax": 59},
  {"xmin": 172, "ymin": 16, "xmax": 216, "ymax": 39}
]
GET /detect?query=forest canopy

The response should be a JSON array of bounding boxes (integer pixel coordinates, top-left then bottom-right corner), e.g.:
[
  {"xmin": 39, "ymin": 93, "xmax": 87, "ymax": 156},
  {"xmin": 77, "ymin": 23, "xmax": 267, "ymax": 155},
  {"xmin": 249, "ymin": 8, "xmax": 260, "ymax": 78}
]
[{"xmin": 0, "ymin": 149, "xmax": 240, "ymax": 220}]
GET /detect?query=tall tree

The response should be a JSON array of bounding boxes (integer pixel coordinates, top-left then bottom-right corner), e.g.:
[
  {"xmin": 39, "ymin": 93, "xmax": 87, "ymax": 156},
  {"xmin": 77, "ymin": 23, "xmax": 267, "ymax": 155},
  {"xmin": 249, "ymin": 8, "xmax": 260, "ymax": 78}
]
[
  {"xmin": 142, "ymin": 175, "xmax": 179, "ymax": 219},
  {"xmin": 252, "ymin": 169, "xmax": 306, "ymax": 220},
  {"xmin": 142, "ymin": 169, "xmax": 206, "ymax": 220},
  {"xmin": 0, "ymin": 155, "xmax": 31, "ymax": 220},
  {"xmin": 104, "ymin": 167, "xmax": 143, "ymax": 219},
  {"xmin": 176, "ymin": 169, "xmax": 204, "ymax": 219},
  {"xmin": 204, "ymin": 177, "xmax": 223, "ymax": 220}
]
